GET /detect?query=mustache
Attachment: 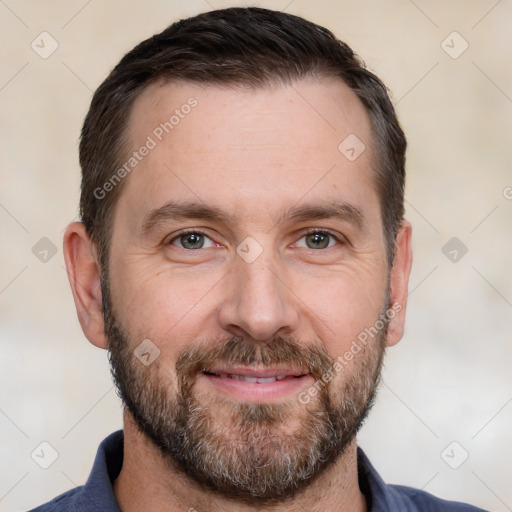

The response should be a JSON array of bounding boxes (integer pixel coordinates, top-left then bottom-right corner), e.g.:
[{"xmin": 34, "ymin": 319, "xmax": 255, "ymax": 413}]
[{"xmin": 175, "ymin": 335, "xmax": 335, "ymax": 382}]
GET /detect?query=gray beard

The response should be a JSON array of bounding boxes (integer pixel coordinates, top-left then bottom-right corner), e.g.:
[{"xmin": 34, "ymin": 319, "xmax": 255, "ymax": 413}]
[{"xmin": 103, "ymin": 282, "xmax": 387, "ymax": 505}]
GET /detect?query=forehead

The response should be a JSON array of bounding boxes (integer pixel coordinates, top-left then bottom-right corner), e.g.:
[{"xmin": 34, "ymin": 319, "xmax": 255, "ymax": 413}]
[{"xmin": 117, "ymin": 78, "xmax": 377, "ymax": 230}]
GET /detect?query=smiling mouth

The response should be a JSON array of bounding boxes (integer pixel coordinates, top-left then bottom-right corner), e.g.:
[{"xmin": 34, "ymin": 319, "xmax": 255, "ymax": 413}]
[
  {"xmin": 202, "ymin": 371, "xmax": 307, "ymax": 383},
  {"xmin": 199, "ymin": 367, "xmax": 314, "ymax": 402}
]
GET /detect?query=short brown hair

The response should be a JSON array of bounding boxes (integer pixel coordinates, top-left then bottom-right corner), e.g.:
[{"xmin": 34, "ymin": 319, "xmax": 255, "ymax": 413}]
[{"xmin": 79, "ymin": 6, "xmax": 406, "ymax": 272}]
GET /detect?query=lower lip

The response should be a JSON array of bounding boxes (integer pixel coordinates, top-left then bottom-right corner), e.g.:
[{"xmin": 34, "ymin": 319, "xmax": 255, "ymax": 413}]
[{"xmin": 199, "ymin": 373, "xmax": 314, "ymax": 402}]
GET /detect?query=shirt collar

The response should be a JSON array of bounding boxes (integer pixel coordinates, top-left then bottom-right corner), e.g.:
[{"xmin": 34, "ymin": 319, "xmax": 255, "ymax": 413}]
[
  {"xmin": 81, "ymin": 430, "xmax": 123, "ymax": 511},
  {"xmin": 84, "ymin": 430, "xmax": 408, "ymax": 511},
  {"xmin": 357, "ymin": 447, "xmax": 422, "ymax": 512}
]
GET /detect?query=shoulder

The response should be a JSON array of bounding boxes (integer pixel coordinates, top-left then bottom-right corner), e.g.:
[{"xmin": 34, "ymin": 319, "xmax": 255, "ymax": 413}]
[
  {"xmin": 388, "ymin": 484, "xmax": 489, "ymax": 512},
  {"xmin": 27, "ymin": 487, "xmax": 84, "ymax": 512},
  {"xmin": 26, "ymin": 430, "xmax": 124, "ymax": 512},
  {"xmin": 357, "ymin": 447, "xmax": 488, "ymax": 512}
]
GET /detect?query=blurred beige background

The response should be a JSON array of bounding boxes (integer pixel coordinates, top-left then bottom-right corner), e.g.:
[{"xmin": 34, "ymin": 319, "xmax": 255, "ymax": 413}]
[{"xmin": 1, "ymin": 0, "xmax": 511, "ymax": 510}]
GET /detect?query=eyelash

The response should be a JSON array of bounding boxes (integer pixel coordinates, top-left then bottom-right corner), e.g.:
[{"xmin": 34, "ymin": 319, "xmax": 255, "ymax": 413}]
[{"xmin": 167, "ymin": 228, "xmax": 344, "ymax": 250}]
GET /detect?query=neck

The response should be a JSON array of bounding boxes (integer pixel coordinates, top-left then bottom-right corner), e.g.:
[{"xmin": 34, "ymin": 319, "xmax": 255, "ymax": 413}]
[{"xmin": 113, "ymin": 410, "xmax": 367, "ymax": 512}]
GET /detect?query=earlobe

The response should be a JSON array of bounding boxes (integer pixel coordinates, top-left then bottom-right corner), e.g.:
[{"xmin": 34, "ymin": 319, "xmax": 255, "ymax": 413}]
[
  {"xmin": 386, "ymin": 220, "xmax": 413, "ymax": 347},
  {"xmin": 63, "ymin": 222, "xmax": 108, "ymax": 349}
]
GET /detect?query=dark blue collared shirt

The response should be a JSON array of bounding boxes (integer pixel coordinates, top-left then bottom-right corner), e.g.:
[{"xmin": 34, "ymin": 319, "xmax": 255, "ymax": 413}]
[{"xmin": 28, "ymin": 430, "xmax": 487, "ymax": 511}]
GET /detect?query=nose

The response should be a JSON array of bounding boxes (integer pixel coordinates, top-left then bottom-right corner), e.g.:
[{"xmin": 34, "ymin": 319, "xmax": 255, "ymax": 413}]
[{"xmin": 217, "ymin": 252, "xmax": 300, "ymax": 341}]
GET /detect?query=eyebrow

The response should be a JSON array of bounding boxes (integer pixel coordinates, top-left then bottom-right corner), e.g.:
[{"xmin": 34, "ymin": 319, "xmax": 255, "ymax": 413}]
[{"xmin": 140, "ymin": 199, "xmax": 366, "ymax": 236}]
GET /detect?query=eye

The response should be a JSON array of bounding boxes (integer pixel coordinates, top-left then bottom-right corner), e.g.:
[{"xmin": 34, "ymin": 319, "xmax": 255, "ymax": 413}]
[
  {"xmin": 295, "ymin": 229, "xmax": 342, "ymax": 250},
  {"xmin": 167, "ymin": 229, "xmax": 343, "ymax": 252},
  {"xmin": 168, "ymin": 230, "xmax": 217, "ymax": 250}
]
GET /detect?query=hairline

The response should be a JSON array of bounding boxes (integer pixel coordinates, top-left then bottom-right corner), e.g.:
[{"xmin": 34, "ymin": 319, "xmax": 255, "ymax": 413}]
[{"xmin": 94, "ymin": 74, "xmax": 392, "ymax": 276}]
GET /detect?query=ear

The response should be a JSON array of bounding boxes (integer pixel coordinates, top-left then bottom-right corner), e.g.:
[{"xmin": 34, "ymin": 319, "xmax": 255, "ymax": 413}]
[
  {"xmin": 386, "ymin": 220, "xmax": 413, "ymax": 347},
  {"xmin": 63, "ymin": 222, "xmax": 107, "ymax": 349}
]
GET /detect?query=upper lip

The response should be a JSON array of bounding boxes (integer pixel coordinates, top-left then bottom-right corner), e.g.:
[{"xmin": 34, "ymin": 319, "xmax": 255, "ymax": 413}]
[{"xmin": 203, "ymin": 367, "xmax": 309, "ymax": 378}]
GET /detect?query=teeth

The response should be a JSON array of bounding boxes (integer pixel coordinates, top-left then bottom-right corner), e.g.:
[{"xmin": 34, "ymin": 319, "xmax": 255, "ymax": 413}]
[{"xmin": 216, "ymin": 374, "xmax": 292, "ymax": 383}]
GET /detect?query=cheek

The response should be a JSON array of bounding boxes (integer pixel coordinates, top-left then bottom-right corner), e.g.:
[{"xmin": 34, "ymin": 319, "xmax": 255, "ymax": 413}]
[
  {"xmin": 110, "ymin": 258, "xmax": 223, "ymax": 352},
  {"xmin": 297, "ymin": 266, "xmax": 388, "ymax": 356},
  {"xmin": 109, "ymin": 240, "xmax": 388, "ymax": 361}
]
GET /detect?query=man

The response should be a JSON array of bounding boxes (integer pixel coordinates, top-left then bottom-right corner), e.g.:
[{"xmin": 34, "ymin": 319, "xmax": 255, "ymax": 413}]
[{"xmin": 30, "ymin": 7, "xmax": 486, "ymax": 512}]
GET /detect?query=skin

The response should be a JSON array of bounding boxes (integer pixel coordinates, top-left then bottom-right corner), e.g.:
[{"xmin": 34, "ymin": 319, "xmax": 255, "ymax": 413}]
[{"xmin": 64, "ymin": 78, "xmax": 413, "ymax": 512}]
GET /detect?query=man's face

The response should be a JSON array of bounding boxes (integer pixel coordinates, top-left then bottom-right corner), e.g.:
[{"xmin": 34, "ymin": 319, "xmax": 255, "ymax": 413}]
[{"xmin": 104, "ymin": 79, "xmax": 392, "ymax": 502}]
